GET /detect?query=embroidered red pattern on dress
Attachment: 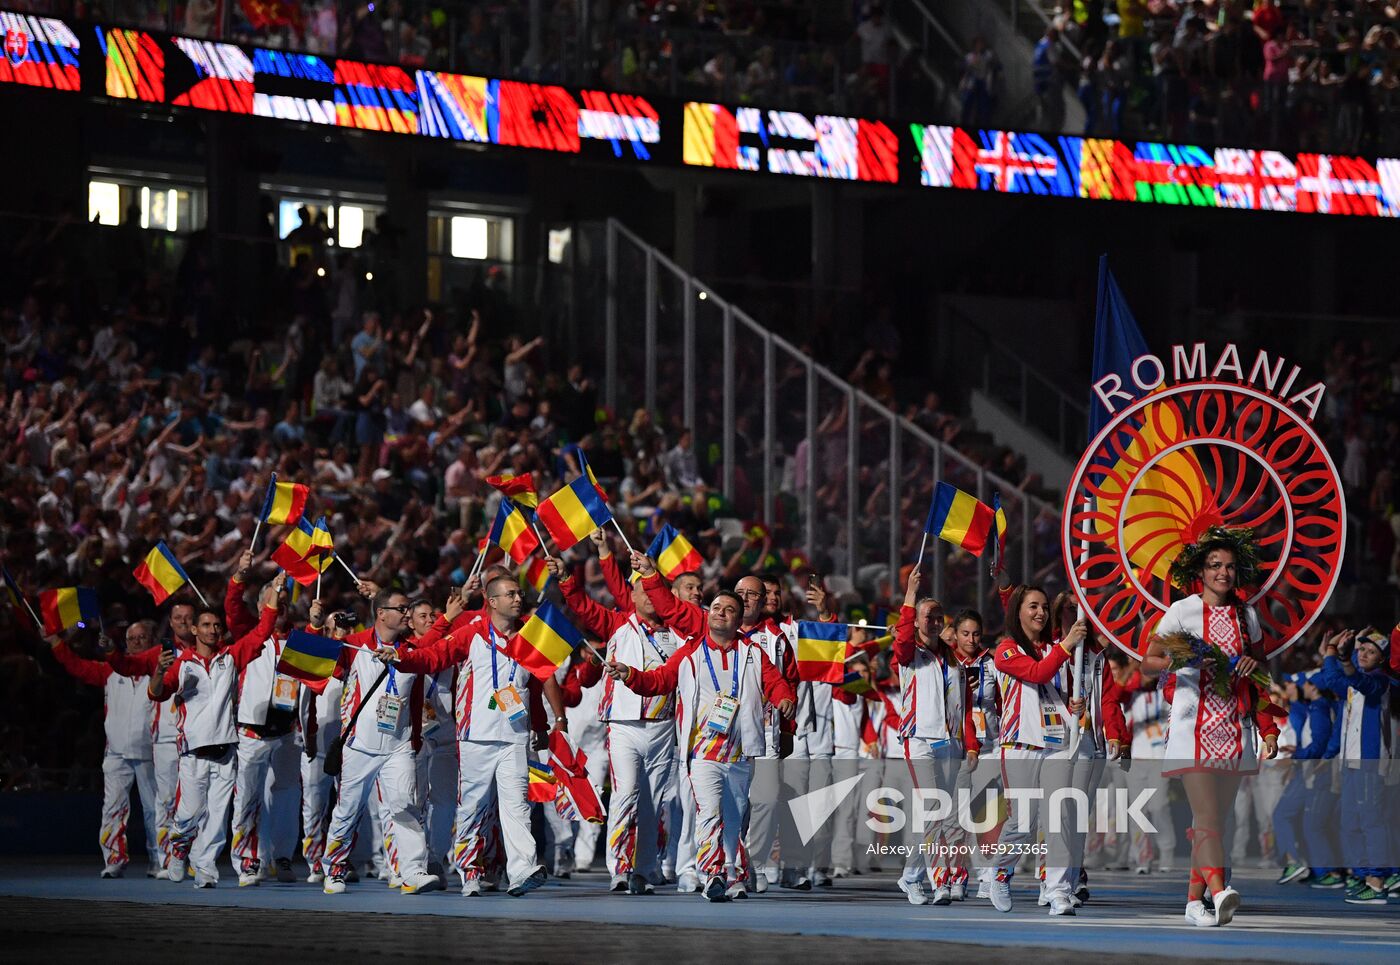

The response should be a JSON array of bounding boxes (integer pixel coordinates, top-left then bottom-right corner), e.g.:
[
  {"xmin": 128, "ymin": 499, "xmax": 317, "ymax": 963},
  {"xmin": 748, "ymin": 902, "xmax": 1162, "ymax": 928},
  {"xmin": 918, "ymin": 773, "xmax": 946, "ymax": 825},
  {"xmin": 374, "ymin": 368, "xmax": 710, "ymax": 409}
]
[{"xmin": 1197, "ymin": 606, "xmax": 1244, "ymax": 762}]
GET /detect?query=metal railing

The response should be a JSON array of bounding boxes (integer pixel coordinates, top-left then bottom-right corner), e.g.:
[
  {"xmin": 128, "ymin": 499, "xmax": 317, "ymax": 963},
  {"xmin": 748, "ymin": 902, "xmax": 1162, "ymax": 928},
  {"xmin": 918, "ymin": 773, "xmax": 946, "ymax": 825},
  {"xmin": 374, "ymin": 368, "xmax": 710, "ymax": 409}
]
[{"xmin": 596, "ymin": 219, "xmax": 1065, "ymax": 624}]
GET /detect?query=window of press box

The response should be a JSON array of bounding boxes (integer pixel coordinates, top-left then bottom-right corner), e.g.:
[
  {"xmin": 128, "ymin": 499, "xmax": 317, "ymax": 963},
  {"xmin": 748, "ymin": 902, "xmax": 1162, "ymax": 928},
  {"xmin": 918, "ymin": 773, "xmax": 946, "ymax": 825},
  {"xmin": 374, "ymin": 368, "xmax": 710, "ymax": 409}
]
[
  {"xmin": 428, "ymin": 213, "xmax": 513, "ymax": 262},
  {"xmin": 275, "ymin": 199, "xmax": 380, "ymax": 249},
  {"xmin": 87, "ymin": 179, "xmax": 205, "ymax": 232}
]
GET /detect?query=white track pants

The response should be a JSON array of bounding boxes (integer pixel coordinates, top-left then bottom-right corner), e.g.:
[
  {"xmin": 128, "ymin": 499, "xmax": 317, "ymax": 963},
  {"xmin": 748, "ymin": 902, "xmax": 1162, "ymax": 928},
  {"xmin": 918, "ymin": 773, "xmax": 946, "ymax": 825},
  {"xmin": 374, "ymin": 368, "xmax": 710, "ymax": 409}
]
[
  {"xmin": 673, "ymin": 758, "xmax": 697, "ymax": 880},
  {"xmin": 998, "ymin": 744, "xmax": 1075, "ymax": 898},
  {"xmin": 692, "ymin": 757, "xmax": 753, "ymax": 883},
  {"xmin": 782, "ymin": 736, "xmax": 834, "ymax": 874},
  {"xmin": 322, "ymin": 744, "xmax": 427, "ymax": 879},
  {"xmin": 300, "ymin": 748, "xmax": 334, "ymax": 874},
  {"xmin": 606, "ymin": 719, "xmax": 675, "ymax": 879},
  {"xmin": 900, "ymin": 738, "xmax": 961, "ymax": 888},
  {"xmin": 170, "ymin": 747, "xmax": 237, "ymax": 881},
  {"xmin": 745, "ymin": 748, "xmax": 780, "ymax": 876},
  {"xmin": 829, "ymin": 749, "xmax": 862, "ymax": 870},
  {"xmin": 152, "ymin": 741, "xmax": 180, "ymax": 867},
  {"xmin": 230, "ymin": 732, "xmax": 299, "ymax": 871},
  {"xmin": 454, "ymin": 739, "xmax": 538, "ymax": 886},
  {"xmin": 99, "ymin": 750, "xmax": 158, "ymax": 869}
]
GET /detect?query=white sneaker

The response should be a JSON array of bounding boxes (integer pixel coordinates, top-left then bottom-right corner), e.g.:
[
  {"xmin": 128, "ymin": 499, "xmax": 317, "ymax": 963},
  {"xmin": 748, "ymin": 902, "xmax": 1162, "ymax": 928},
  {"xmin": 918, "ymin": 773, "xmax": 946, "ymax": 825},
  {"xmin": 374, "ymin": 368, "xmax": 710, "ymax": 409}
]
[
  {"xmin": 898, "ymin": 878, "xmax": 929, "ymax": 905},
  {"xmin": 752, "ymin": 873, "xmax": 769, "ymax": 894},
  {"xmin": 725, "ymin": 881, "xmax": 748, "ymax": 900},
  {"xmin": 237, "ymin": 870, "xmax": 260, "ymax": 887},
  {"xmin": 146, "ymin": 862, "xmax": 162, "ymax": 879},
  {"xmin": 704, "ymin": 875, "xmax": 729, "ymax": 902},
  {"xmin": 1037, "ymin": 882, "xmax": 1050, "ymax": 907},
  {"xmin": 1184, "ymin": 899, "xmax": 1217, "ymax": 927},
  {"xmin": 676, "ymin": 871, "xmax": 700, "ymax": 893},
  {"xmin": 976, "ymin": 879, "xmax": 991, "ymax": 899},
  {"xmin": 832, "ymin": 866, "xmax": 852, "ymax": 879},
  {"xmin": 461, "ymin": 877, "xmax": 482, "ymax": 897},
  {"xmin": 990, "ymin": 878, "xmax": 1013, "ymax": 913},
  {"xmin": 811, "ymin": 869, "xmax": 833, "ymax": 888},
  {"xmin": 193, "ymin": 872, "xmax": 216, "ymax": 889},
  {"xmin": 401, "ymin": 871, "xmax": 441, "ymax": 894},
  {"xmin": 949, "ymin": 881, "xmax": 967, "ymax": 901},
  {"xmin": 1134, "ymin": 865, "xmax": 1151, "ymax": 875},
  {"xmin": 1049, "ymin": 896, "xmax": 1077, "ymax": 916},
  {"xmin": 154, "ymin": 868, "xmax": 172, "ymax": 881},
  {"xmin": 307, "ymin": 871, "xmax": 324, "ymax": 884},
  {"xmin": 100, "ymin": 864, "xmax": 123, "ymax": 879},
  {"xmin": 323, "ymin": 874, "xmax": 347, "ymax": 895},
  {"xmin": 1212, "ymin": 886, "xmax": 1241, "ymax": 925},
  {"xmin": 387, "ymin": 873, "xmax": 404, "ymax": 889},
  {"xmin": 763, "ymin": 866, "xmax": 780, "ymax": 885},
  {"xmin": 931, "ymin": 886, "xmax": 952, "ymax": 906},
  {"xmin": 609, "ymin": 874, "xmax": 628, "ymax": 892},
  {"xmin": 167, "ymin": 860, "xmax": 187, "ymax": 883}
]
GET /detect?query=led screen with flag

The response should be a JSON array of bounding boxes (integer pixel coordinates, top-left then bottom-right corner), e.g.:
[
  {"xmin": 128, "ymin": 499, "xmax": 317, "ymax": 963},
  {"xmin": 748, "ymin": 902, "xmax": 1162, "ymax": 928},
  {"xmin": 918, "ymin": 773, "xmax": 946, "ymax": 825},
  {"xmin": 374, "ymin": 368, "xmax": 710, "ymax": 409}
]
[
  {"xmin": 505, "ymin": 599, "xmax": 586, "ymax": 679},
  {"xmin": 1088, "ymin": 257, "xmax": 1216, "ymax": 586}
]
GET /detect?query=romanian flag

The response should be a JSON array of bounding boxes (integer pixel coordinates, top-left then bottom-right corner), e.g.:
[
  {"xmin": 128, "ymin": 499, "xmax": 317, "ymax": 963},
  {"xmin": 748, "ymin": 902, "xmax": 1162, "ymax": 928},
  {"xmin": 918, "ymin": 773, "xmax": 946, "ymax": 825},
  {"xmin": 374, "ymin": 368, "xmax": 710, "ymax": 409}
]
[
  {"xmin": 272, "ymin": 518, "xmax": 335, "ymax": 585},
  {"xmin": 259, "ymin": 472, "xmax": 309, "ymax": 526},
  {"xmin": 924, "ymin": 482, "xmax": 994, "ymax": 557},
  {"xmin": 486, "ymin": 472, "xmax": 539, "ymax": 510},
  {"xmin": 646, "ymin": 524, "xmax": 704, "ymax": 580},
  {"xmin": 39, "ymin": 586, "xmax": 100, "ymax": 635},
  {"xmin": 549, "ymin": 730, "xmax": 605, "ymax": 824},
  {"xmin": 537, "ymin": 472, "xmax": 612, "ymax": 552},
  {"xmin": 506, "ymin": 600, "xmax": 585, "ymax": 680},
  {"xmin": 840, "ymin": 670, "xmax": 874, "ymax": 696},
  {"xmin": 276, "ymin": 628, "xmax": 341, "ymax": 693},
  {"xmin": 2, "ymin": 565, "xmax": 31, "ymax": 625},
  {"xmin": 133, "ymin": 541, "xmax": 190, "ymax": 604},
  {"xmin": 527, "ymin": 760, "xmax": 558, "ymax": 803},
  {"xmin": 521, "ymin": 556, "xmax": 552, "ymax": 594},
  {"xmin": 795, "ymin": 621, "xmax": 847, "ymax": 683},
  {"xmin": 489, "ymin": 499, "xmax": 541, "ymax": 565}
]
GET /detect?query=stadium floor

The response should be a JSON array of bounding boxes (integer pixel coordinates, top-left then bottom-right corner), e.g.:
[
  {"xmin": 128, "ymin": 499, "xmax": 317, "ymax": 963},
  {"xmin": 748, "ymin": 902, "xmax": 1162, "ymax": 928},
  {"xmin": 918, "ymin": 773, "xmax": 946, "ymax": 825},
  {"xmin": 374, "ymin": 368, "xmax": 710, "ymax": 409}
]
[{"xmin": 0, "ymin": 860, "xmax": 1394, "ymax": 963}]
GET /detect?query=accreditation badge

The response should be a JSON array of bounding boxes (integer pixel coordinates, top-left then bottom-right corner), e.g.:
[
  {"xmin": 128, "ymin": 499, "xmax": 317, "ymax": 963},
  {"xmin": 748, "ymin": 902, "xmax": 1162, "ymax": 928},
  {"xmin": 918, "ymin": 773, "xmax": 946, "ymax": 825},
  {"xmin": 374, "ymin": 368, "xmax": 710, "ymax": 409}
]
[
  {"xmin": 376, "ymin": 693, "xmax": 404, "ymax": 734},
  {"xmin": 494, "ymin": 685, "xmax": 528, "ymax": 723},
  {"xmin": 706, "ymin": 694, "xmax": 739, "ymax": 736},
  {"xmin": 271, "ymin": 674, "xmax": 300, "ymax": 713}
]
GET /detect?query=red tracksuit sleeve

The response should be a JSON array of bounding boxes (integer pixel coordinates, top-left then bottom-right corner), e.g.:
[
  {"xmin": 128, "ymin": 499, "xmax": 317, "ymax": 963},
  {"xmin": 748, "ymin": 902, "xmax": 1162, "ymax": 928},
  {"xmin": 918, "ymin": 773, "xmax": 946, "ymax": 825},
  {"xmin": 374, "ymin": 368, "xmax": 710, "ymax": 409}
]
[
  {"xmin": 627, "ymin": 638, "xmax": 698, "ymax": 696},
  {"xmin": 992, "ymin": 637, "xmax": 1072, "ymax": 685},
  {"xmin": 53, "ymin": 641, "xmax": 113, "ymax": 687},
  {"xmin": 998, "ymin": 583, "xmax": 1017, "ymax": 614},
  {"xmin": 223, "ymin": 578, "xmax": 257, "ymax": 641},
  {"xmin": 575, "ymin": 655, "xmax": 604, "ymax": 687},
  {"xmin": 600, "ymin": 555, "xmax": 635, "ymax": 615},
  {"xmin": 393, "ymin": 630, "xmax": 473, "ymax": 676},
  {"xmin": 1101, "ymin": 670, "xmax": 1128, "ymax": 745},
  {"xmin": 151, "ymin": 654, "xmax": 185, "ymax": 701},
  {"xmin": 892, "ymin": 604, "xmax": 917, "ymax": 668},
  {"xmin": 109, "ymin": 645, "xmax": 159, "ymax": 679},
  {"xmin": 559, "ymin": 575, "xmax": 629, "ymax": 640},
  {"xmin": 229, "ymin": 606, "xmax": 278, "ymax": 670},
  {"xmin": 415, "ymin": 614, "xmax": 453, "ymax": 649},
  {"xmin": 759, "ymin": 647, "xmax": 796, "ymax": 706},
  {"xmin": 962, "ymin": 692, "xmax": 979, "ymax": 752},
  {"xmin": 643, "ymin": 572, "xmax": 706, "ymax": 639}
]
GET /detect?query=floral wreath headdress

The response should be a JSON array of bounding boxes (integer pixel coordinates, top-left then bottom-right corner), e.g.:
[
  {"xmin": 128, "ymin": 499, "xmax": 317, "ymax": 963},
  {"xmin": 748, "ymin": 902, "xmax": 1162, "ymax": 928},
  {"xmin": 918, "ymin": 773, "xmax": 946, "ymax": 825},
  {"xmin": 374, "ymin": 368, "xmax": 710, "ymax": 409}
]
[{"xmin": 1167, "ymin": 526, "xmax": 1263, "ymax": 592}]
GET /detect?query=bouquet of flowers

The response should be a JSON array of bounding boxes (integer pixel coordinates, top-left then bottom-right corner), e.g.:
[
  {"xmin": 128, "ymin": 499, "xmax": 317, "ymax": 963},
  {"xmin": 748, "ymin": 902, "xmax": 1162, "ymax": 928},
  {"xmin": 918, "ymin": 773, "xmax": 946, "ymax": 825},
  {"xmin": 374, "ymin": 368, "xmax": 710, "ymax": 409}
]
[{"xmin": 1153, "ymin": 632, "xmax": 1285, "ymax": 717}]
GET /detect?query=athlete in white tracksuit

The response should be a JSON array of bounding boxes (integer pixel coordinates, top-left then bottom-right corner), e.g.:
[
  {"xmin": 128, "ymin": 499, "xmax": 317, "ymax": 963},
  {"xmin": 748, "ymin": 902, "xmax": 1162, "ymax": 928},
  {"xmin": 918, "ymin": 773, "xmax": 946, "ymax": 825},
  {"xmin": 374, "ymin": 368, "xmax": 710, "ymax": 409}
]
[
  {"xmin": 890, "ymin": 577, "xmax": 971, "ymax": 906},
  {"xmin": 1124, "ymin": 674, "xmax": 1176, "ymax": 871},
  {"xmin": 389, "ymin": 577, "xmax": 565, "ymax": 896},
  {"xmin": 989, "ymin": 588, "xmax": 1086, "ymax": 916},
  {"xmin": 149, "ymin": 599, "xmax": 281, "ymax": 887},
  {"xmin": 406, "ymin": 599, "xmax": 458, "ymax": 877},
  {"xmin": 605, "ymin": 587, "xmax": 797, "ymax": 902},
  {"xmin": 558, "ymin": 562, "xmax": 682, "ymax": 893},
  {"xmin": 296, "ymin": 640, "xmax": 343, "ymax": 883},
  {"xmin": 51, "ymin": 622, "xmax": 159, "ymax": 877},
  {"xmin": 949, "ymin": 610, "xmax": 1002, "ymax": 897},
  {"xmin": 110, "ymin": 602, "xmax": 197, "ymax": 878},
  {"xmin": 318, "ymin": 590, "xmax": 440, "ymax": 896},
  {"xmin": 225, "ymin": 577, "xmax": 301, "ymax": 885}
]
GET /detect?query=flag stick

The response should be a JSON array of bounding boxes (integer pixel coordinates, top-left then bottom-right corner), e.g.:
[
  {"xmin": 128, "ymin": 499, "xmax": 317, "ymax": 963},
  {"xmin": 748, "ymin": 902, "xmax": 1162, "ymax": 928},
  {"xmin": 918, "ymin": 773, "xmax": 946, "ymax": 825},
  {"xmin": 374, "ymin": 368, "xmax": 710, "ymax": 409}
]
[
  {"xmin": 11, "ymin": 586, "xmax": 42, "ymax": 630},
  {"xmin": 188, "ymin": 582, "xmax": 210, "ymax": 608},
  {"xmin": 914, "ymin": 531, "xmax": 930, "ymax": 570},
  {"xmin": 609, "ymin": 518, "xmax": 634, "ymax": 552},
  {"xmin": 249, "ymin": 518, "xmax": 263, "ymax": 555},
  {"xmin": 530, "ymin": 522, "xmax": 555, "ymax": 560},
  {"xmin": 335, "ymin": 556, "xmax": 361, "ymax": 584},
  {"xmin": 316, "ymin": 566, "xmax": 322, "ymax": 602}
]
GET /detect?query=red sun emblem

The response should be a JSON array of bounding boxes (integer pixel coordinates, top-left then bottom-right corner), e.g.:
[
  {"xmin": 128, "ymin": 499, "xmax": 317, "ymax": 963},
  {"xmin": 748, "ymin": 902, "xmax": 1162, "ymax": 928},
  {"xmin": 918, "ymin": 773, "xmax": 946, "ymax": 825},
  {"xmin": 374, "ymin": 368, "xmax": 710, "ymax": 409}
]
[{"xmin": 1062, "ymin": 382, "xmax": 1346, "ymax": 660}]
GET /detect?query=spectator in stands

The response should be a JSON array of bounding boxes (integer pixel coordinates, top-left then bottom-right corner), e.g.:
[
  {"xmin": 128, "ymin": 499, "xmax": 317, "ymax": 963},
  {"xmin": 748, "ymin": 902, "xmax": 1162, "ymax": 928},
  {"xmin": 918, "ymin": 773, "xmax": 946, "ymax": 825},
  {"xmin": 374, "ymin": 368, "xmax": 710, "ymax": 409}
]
[
  {"xmin": 959, "ymin": 35, "xmax": 998, "ymax": 128},
  {"xmin": 853, "ymin": 4, "xmax": 897, "ymax": 108},
  {"xmin": 1033, "ymin": 25, "xmax": 1068, "ymax": 133}
]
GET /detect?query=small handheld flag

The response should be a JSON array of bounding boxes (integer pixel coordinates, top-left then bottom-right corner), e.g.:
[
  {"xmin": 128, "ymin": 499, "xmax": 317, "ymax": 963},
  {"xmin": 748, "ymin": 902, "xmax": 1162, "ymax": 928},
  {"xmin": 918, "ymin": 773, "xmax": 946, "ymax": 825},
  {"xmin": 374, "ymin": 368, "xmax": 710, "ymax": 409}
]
[
  {"xmin": 840, "ymin": 670, "xmax": 874, "ymax": 695},
  {"xmin": 520, "ymin": 556, "xmax": 552, "ymax": 595},
  {"xmin": 924, "ymin": 482, "xmax": 995, "ymax": 557},
  {"xmin": 527, "ymin": 760, "xmax": 559, "ymax": 803},
  {"xmin": 260, "ymin": 473, "xmax": 310, "ymax": 527},
  {"xmin": 485, "ymin": 472, "xmax": 540, "ymax": 510},
  {"xmin": 549, "ymin": 730, "xmax": 606, "ymax": 823},
  {"xmin": 39, "ymin": 586, "xmax": 100, "ymax": 635},
  {"xmin": 133, "ymin": 542, "xmax": 191, "ymax": 605},
  {"xmin": 272, "ymin": 518, "xmax": 336, "ymax": 586},
  {"xmin": 2, "ymin": 565, "xmax": 40, "ymax": 627},
  {"xmin": 794, "ymin": 621, "xmax": 848, "ymax": 683},
  {"xmin": 537, "ymin": 473, "xmax": 613, "ymax": 551},
  {"xmin": 646, "ymin": 524, "xmax": 704, "ymax": 580},
  {"xmin": 276, "ymin": 629, "xmax": 342, "ymax": 693},
  {"xmin": 506, "ymin": 600, "xmax": 586, "ymax": 680},
  {"xmin": 989, "ymin": 492, "xmax": 1008, "ymax": 576},
  {"xmin": 489, "ymin": 499, "xmax": 542, "ymax": 565}
]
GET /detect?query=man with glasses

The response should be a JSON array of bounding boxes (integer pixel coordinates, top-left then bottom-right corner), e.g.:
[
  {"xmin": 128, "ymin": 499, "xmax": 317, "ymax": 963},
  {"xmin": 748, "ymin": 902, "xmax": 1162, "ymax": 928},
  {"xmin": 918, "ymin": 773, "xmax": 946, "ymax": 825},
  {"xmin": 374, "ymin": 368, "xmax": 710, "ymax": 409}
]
[
  {"xmin": 387, "ymin": 575, "xmax": 567, "ymax": 897},
  {"xmin": 406, "ymin": 596, "xmax": 458, "ymax": 881},
  {"xmin": 319, "ymin": 589, "xmax": 442, "ymax": 896}
]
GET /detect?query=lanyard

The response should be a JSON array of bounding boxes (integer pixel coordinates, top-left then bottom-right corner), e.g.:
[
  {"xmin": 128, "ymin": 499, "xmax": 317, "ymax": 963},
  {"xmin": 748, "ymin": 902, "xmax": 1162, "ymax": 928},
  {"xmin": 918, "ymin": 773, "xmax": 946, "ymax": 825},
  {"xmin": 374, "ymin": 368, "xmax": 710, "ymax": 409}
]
[
  {"xmin": 489, "ymin": 625, "xmax": 517, "ymax": 690},
  {"xmin": 639, "ymin": 622, "xmax": 669, "ymax": 662},
  {"xmin": 700, "ymin": 638, "xmax": 740, "ymax": 698},
  {"xmin": 377, "ymin": 631, "xmax": 399, "ymax": 696}
]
